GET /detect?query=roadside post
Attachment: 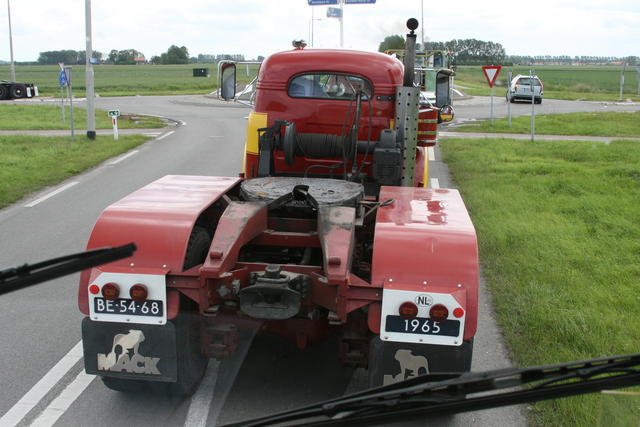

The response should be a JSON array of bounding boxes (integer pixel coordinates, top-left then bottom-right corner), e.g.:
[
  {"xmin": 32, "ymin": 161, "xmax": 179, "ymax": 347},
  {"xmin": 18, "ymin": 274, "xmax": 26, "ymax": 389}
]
[
  {"xmin": 618, "ymin": 60, "xmax": 626, "ymax": 102},
  {"xmin": 481, "ymin": 65, "xmax": 502, "ymax": 125},
  {"xmin": 65, "ymin": 66, "xmax": 75, "ymax": 141},
  {"xmin": 530, "ymin": 69, "xmax": 536, "ymax": 142},
  {"xmin": 507, "ymin": 69, "xmax": 513, "ymax": 127},
  {"xmin": 108, "ymin": 110, "xmax": 120, "ymax": 140},
  {"xmin": 58, "ymin": 65, "xmax": 67, "ymax": 124}
]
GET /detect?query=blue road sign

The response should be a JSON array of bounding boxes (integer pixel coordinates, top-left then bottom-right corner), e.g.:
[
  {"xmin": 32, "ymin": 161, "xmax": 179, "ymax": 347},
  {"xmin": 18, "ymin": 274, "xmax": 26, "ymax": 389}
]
[
  {"xmin": 327, "ymin": 6, "xmax": 342, "ymax": 17},
  {"xmin": 345, "ymin": 0, "xmax": 376, "ymax": 3},
  {"xmin": 59, "ymin": 70, "xmax": 67, "ymax": 87},
  {"xmin": 308, "ymin": 0, "xmax": 338, "ymax": 4}
]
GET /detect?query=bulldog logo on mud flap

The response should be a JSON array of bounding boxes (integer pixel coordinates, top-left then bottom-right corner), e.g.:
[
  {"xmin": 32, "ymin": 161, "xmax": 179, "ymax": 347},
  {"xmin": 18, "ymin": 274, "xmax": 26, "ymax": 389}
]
[
  {"xmin": 97, "ymin": 329, "xmax": 161, "ymax": 375},
  {"xmin": 383, "ymin": 349, "xmax": 429, "ymax": 385}
]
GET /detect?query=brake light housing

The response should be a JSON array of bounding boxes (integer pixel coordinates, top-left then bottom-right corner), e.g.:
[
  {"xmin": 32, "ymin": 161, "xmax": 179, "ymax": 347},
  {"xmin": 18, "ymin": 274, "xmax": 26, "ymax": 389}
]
[
  {"xmin": 429, "ymin": 304, "xmax": 449, "ymax": 323},
  {"xmin": 101, "ymin": 282, "xmax": 120, "ymax": 300}
]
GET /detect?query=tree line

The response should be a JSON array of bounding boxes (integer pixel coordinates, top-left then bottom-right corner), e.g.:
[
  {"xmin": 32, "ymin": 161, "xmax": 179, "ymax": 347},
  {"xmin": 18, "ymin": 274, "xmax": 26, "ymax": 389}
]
[
  {"xmin": 378, "ymin": 35, "xmax": 637, "ymax": 66},
  {"xmin": 36, "ymin": 46, "xmax": 256, "ymax": 65},
  {"xmin": 378, "ymin": 35, "xmax": 506, "ymax": 65}
]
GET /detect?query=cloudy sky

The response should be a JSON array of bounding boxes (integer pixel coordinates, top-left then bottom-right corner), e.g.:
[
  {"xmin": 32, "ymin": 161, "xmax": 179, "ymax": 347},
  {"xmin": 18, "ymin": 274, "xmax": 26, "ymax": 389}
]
[{"xmin": 1, "ymin": 0, "xmax": 638, "ymax": 62}]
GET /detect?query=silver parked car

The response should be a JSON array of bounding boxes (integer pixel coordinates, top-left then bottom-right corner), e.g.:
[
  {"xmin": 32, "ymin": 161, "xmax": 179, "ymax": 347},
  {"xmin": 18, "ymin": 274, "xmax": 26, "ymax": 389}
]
[{"xmin": 506, "ymin": 74, "xmax": 543, "ymax": 104}]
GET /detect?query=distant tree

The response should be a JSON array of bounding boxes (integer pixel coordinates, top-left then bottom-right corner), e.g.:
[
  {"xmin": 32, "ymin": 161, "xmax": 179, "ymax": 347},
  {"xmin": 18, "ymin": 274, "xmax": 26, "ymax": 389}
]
[
  {"xmin": 426, "ymin": 39, "xmax": 506, "ymax": 65},
  {"xmin": 149, "ymin": 55, "xmax": 162, "ymax": 65},
  {"xmin": 37, "ymin": 50, "xmax": 80, "ymax": 65},
  {"xmin": 257, "ymin": 55, "xmax": 265, "ymax": 62},
  {"xmin": 378, "ymin": 35, "xmax": 406, "ymax": 53},
  {"xmin": 107, "ymin": 49, "xmax": 143, "ymax": 65},
  {"xmin": 160, "ymin": 45, "xmax": 189, "ymax": 64}
]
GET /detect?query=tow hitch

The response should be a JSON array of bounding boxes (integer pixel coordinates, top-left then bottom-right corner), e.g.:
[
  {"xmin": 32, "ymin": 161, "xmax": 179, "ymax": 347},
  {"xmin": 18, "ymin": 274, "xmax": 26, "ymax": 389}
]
[{"xmin": 240, "ymin": 264, "xmax": 309, "ymax": 320}]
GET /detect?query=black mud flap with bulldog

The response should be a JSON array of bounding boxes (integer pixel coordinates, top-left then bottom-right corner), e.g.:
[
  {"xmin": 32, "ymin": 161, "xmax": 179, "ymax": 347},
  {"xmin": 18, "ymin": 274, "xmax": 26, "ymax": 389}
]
[
  {"xmin": 368, "ymin": 336, "xmax": 473, "ymax": 387},
  {"xmin": 82, "ymin": 317, "xmax": 177, "ymax": 382}
]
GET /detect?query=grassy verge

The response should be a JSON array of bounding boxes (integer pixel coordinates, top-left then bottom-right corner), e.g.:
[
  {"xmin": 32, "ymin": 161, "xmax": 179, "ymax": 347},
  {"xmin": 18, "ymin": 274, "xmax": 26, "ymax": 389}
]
[
  {"xmin": 0, "ymin": 133, "xmax": 153, "ymax": 208},
  {"xmin": 454, "ymin": 65, "xmax": 640, "ymax": 102},
  {"xmin": 0, "ymin": 104, "xmax": 165, "ymax": 130},
  {"xmin": 439, "ymin": 136, "xmax": 640, "ymax": 426},
  {"xmin": 454, "ymin": 111, "xmax": 640, "ymax": 137}
]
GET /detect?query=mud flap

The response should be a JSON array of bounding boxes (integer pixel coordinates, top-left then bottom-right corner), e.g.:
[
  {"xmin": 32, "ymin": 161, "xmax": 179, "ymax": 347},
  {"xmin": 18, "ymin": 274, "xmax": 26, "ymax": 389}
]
[
  {"xmin": 368, "ymin": 336, "xmax": 473, "ymax": 388},
  {"xmin": 82, "ymin": 317, "xmax": 177, "ymax": 382}
]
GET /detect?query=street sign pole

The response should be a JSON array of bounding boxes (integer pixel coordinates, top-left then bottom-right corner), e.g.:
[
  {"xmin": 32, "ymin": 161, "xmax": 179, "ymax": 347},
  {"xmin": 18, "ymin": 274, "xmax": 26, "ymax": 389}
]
[
  {"xmin": 65, "ymin": 66, "xmax": 75, "ymax": 141},
  {"xmin": 481, "ymin": 66, "xmax": 502, "ymax": 126},
  {"xmin": 530, "ymin": 69, "xmax": 536, "ymax": 142},
  {"xmin": 85, "ymin": 0, "xmax": 96, "ymax": 140},
  {"xmin": 59, "ymin": 64, "xmax": 67, "ymax": 124},
  {"xmin": 507, "ymin": 69, "xmax": 513, "ymax": 127}
]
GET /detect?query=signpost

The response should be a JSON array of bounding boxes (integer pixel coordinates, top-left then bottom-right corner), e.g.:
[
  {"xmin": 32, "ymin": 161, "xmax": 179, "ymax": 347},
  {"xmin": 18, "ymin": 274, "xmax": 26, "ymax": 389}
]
[
  {"xmin": 529, "ymin": 69, "xmax": 536, "ymax": 141},
  {"xmin": 308, "ymin": 0, "xmax": 375, "ymax": 48},
  {"xmin": 59, "ymin": 68, "xmax": 67, "ymax": 124},
  {"xmin": 482, "ymin": 65, "xmax": 502, "ymax": 125},
  {"xmin": 63, "ymin": 66, "xmax": 75, "ymax": 141},
  {"xmin": 108, "ymin": 110, "xmax": 120, "ymax": 140},
  {"xmin": 507, "ymin": 69, "xmax": 513, "ymax": 127}
]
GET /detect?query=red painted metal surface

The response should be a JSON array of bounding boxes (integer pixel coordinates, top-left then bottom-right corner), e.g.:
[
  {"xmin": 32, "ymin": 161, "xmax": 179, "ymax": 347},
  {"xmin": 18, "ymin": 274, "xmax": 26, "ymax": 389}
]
[
  {"xmin": 78, "ymin": 175, "xmax": 241, "ymax": 314},
  {"xmin": 370, "ymin": 186, "xmax": 479, "ymax": 340}
]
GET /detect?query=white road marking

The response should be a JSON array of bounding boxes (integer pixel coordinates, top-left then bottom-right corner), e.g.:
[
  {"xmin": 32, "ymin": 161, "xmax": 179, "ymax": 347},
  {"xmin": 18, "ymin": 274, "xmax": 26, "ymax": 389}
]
[
  {"xmin": 29, "ymin": 371, "xmax": 95, "ymax": 427},
  {"xmin": 430, "ymin": 178, "xmax": 440, "ymax": 189},
  {"xmin": 109, "ymin": 150, "xmax": 139, "ymax": 165},
  {"xmin": 184, "ymin": 360, "xmax": 221, "ymax": 427},
  {"xmin": 0, "ymin": 341, "xmax": 83, "ymax": 427},
  {"xmin": 428, "ymin": 146, "xmax": 436, "ymax": 161},
  {"xmin": 23, "ymin": 182, "xmax": 78, "ymax": 208},
  {"xmin": 156, "ymin": 131, "xmax": 175, "ymax": 140}
]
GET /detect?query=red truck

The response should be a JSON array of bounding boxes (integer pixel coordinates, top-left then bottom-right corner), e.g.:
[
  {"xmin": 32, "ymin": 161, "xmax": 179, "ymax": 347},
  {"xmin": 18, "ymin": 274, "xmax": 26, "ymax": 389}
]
[{"xmin": 78, "ymin": 20, "xmax": 478, "ymax": 395}]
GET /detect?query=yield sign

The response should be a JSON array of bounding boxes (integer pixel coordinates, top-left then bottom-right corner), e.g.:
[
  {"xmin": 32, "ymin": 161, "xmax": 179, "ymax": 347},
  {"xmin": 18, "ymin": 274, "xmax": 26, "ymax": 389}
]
[{"xmin": 482, "ymin": 65, "xmax": 502, "ymax": 88}]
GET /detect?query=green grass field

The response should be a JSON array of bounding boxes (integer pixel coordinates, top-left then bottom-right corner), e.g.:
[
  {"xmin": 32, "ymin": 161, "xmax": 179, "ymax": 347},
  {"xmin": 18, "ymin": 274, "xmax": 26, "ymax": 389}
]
[
  {"xmin": 440, "ymin": 136, "xmax": 640, "ymax": 426},
  {"xmin": 454, "ymin": 65, "xmax": 639, "ymax": 101},
  {"xmin": 1, "ymin": 63, "xmax": 636, "ymax": 101},
  {"xmin": 0, "ymin": 63, "xmax": 260, "ymax": 97},
  {"xmin": 455, "ymin": 110, "xmax": 640, "ymax": 137}
]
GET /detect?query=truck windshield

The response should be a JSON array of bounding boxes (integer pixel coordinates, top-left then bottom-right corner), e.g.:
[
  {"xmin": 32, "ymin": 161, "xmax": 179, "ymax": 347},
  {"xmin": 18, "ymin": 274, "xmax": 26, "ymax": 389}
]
[{"xmin": 288, "ymin": 74, "xmax": 373, "ymax": 100}]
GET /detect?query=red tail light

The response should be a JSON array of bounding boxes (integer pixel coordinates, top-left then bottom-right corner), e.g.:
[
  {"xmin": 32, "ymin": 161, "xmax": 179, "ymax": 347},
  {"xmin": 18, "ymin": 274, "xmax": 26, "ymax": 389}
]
[
  {"xmin": 429, "ymin": 304, "xmax": 449, "ymax": 322},
  {"xmin": 129, "ymin": 284, "xmax": 148, "ymax": 302},
  {"xmin": 101, "ymin": 283, "xmax": 120, "ymax": 300},
  {"xmin": 398, "ymin": 301, "xmax": 419, "ymax": 320}
]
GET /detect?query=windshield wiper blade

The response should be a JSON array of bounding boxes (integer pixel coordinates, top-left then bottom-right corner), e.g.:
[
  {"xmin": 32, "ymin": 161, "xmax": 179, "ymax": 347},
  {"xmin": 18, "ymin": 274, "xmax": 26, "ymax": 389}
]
[
  {"xmin": 0, "ymin": 243, "xmax": 136, "ymax": 295},
  {"xmin": 224, "ymin": 353, "xmax": 640, "ymax": 427}
]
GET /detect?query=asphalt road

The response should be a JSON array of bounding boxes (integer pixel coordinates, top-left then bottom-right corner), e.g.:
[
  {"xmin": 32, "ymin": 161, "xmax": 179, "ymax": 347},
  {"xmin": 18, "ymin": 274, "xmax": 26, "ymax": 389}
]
[{"xmin": 2, "ymin": 94, "xmax": 638, "ymax": 427}]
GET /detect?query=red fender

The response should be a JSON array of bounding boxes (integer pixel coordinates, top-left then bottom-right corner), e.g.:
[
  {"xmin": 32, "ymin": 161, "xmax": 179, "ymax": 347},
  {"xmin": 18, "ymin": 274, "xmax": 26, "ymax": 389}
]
[
  {"xmin": 369, "ymin": 186, "xmax": 479, "ymax": 340},
  {"xmin": 78, "ymin": 175, "xmax": 241, "ymax": 314}
]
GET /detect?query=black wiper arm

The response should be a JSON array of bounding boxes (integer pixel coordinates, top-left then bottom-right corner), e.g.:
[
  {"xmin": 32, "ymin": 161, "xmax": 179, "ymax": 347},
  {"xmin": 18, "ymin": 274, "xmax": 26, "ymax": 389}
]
[
  {"xmin": 224, "ymin": 353, "xmax": 640, "ymax": 427},
  {"xmin": 0, "ymin": 243, "xmax": 136, "ymax": 295}
]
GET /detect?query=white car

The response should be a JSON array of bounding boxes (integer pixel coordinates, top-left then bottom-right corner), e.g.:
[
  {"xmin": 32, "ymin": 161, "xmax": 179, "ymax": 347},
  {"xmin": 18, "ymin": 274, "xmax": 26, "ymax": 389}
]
[{"xmin": 507, "ymin": 74, "xmax": 543, "ymax": 104}]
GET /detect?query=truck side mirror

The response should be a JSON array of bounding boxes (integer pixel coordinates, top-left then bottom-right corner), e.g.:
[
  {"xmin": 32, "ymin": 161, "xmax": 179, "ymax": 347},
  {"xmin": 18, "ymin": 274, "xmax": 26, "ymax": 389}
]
[
  {"xmin": 435, "ymin": 69, "xmax": 454, "ymax": 108},
  {"xmin": 219, "ymin": 63, "xmax": 237, "ymax": 100}
]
